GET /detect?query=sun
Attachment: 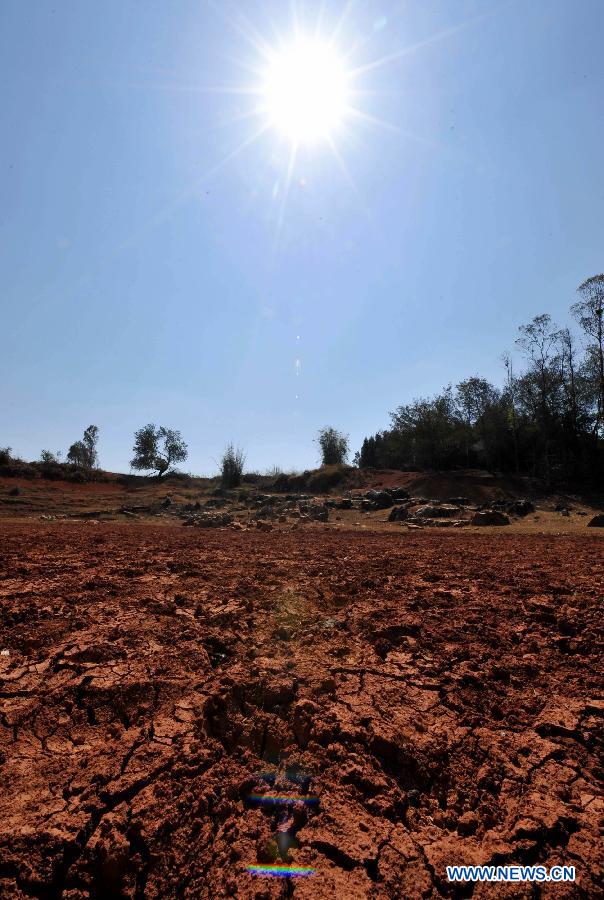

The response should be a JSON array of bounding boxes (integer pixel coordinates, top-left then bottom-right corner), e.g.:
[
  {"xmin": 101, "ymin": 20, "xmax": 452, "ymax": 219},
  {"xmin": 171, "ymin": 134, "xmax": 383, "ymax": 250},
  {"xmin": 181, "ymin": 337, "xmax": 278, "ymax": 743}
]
[{"xmin": 261, "ymin": 39, "xmax": 350, "ymax": 144}]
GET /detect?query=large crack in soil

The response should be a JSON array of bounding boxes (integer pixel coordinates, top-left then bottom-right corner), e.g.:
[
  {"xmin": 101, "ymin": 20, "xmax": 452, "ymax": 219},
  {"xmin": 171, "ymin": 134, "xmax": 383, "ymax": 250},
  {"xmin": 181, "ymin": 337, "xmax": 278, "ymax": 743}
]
[{"xmin": 0, "ymin": 523, "xmax": 602, "ymax": 898}]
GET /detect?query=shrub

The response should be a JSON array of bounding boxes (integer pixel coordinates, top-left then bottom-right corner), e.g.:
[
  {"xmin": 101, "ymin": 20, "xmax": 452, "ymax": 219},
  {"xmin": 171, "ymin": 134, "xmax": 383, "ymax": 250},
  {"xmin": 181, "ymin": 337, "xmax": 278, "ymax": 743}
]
[
  {"xmin": 221, "ymin": 444, "xmax": 245, "ymax": 489},
  {"xmin": 316, "ymin": 427, "xmax": 349, "ymax": 466},
  {"xmin": 40, "ymin": 450, "xmax": 61, "ymax": 464},
  {"xmin": 307, "ymin": 464, "xmax": 353, "ymax": 493}
]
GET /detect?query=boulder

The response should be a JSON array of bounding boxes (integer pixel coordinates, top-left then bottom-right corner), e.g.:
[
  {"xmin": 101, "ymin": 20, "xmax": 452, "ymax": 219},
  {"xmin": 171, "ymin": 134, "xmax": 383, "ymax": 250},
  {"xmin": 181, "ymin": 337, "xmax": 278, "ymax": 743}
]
[
  {"xmin": 471, "ymin": 510, "xmax": 510, "ymax": 526},
  {"xmin": 387, "ymin": 487, "xmax": 410, "ymax": 500},
  {"xmin": 365, "ymin": 490, "xmax": 394, "ymax": 509},
  {"xmin": 415, "ymin": 504, "xmax": 461, "ymax": 518},
  {"xmin": 388, "ymin": 506, "xmax": 408, "ymax": 522},
  {"xmin": 587, "ymin": 514, "xmax": 604, "ymax": 527},
  {"xmin": 183, "ymin": 512, "xmax": 233, "ymax": 528},
  {"xmin": 309, "ymin": 505, "xmax": 329, "ymax": 522},
  {"xmin": 508, "ymin": 499, "xmax": 534, "ymax": 517},
  {"xmin": 445, "ymin": 497, "xmax": 470, "ymax": 507},
  {"xmin": 337, "ymin": 498, "xmax": 353, "ymax": 510},
  {"xmin": 204, "ymin": 497, "xmax": 227, "ymax": 509}
]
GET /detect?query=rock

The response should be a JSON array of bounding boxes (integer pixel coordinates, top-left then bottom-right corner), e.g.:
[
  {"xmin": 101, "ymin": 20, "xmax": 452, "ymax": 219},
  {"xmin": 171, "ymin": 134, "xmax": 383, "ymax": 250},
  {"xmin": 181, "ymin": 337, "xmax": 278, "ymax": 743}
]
[
  {"xmin": 161, "ymin": 496, "xmax": 172, "ymax": 508},
  {"xmin": 256, "ymin": 520, "xmax": 273, "ymax": 531},
  {"xmin": 508, "ymin": 499, "xmax": 534, "ymax": 516},
  {"xmin": 254, "ymin": 506, "xmax": 276, "ymax": 520},
  {"xmin": 183, "ymin": 513, "xmax": 233, "ymax": 528},
  {"xmin": 365, "ymin": 491, "xmax": 394, "ymax": 509},
  {"xmin": 204, "ymin": 497, "xmax": 227, "ymax": 509},
  {"xmin": 388, "ymin": 506, "xmax": 408, "ymax": 522},
  {"xmin": 387, "ymin": 487, "xmax": 410, "ymax": 500},
  {"xmin": 587, "ymin": 514, "xmax": 604, "ymax": 527},
  {"xmin": 337, "ymin": 498, "xmax": 353, "ymax": 510},
  {"xmin": 471, "ymin": 510, "xmax": 510, "ymax": 526},
  {"xmin": 415, "ymin": 505, "xmax": 460, "ymax": 518}
]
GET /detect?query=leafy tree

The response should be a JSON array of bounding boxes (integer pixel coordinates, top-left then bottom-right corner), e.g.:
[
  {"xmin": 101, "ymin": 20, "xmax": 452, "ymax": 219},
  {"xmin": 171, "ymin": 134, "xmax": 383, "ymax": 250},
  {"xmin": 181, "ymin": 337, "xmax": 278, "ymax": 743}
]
[
  {"xmin": 455, "ymin": 377, "xmax": 499, "ymax": 466},
  {"xmin": 515, "ymin": 315, "xmax": 563, "ymax": 483},
  {"xmin": 356, "ymin": 436, "xmax": 378, "ymax": 468},
  {"xmin": 572, "ymin": 274, "xmax": 604, "ymax": 433},
  {"xmin": 131, "ymin": 425, "xmax": 187, "ymax": 477},
  {"xmin": 67, "ymin": 425, "xmax": 99, "ymax": 468},
  {"xmin": 40, "ymin": 450, "xmax": 62, "ymax": 464},
  {"xmin": 317, "ymin": 427, "xmax": 349, "ymax": 466},
  {"xmin": 82, "ymin": 425, "xmax": 99, "ymax": 466},
  {"xmin": 0, "ymin": 447, "xmax": 12, "ymax": 465},
  {"xmin": 220, "ymin": 444, "xmax": 245, "ymax": 488},
  {"xmin": 66, "ymin": 442, "xmax": 87, "ymax": 467},
  {"xmin": 390, "ymin": 388, "xmax": 461, "ymax": 469},
  {"xmin": 501, "ymin": 353, "xmax": 520, "ymax": 473}
]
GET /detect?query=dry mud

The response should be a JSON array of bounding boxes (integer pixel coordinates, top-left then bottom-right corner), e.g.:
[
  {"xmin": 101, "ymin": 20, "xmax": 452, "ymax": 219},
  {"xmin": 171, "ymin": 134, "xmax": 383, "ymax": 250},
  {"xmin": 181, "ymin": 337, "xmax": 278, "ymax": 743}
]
[{"xmin": 0, "ymin": 523, "xmax": 602, "ymax": 898}]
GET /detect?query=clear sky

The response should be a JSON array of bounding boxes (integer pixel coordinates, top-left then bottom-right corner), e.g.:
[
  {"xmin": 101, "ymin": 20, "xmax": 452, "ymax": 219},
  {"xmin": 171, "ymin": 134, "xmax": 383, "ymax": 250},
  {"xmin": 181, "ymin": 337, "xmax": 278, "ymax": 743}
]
[{"xmin": 2, "ymin": 0, "xmax": 603, "ymax": 475}]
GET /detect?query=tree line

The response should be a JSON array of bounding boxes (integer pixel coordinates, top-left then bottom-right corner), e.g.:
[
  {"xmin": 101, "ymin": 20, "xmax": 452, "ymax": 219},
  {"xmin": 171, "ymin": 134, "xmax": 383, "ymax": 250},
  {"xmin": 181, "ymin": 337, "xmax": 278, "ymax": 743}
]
[
  {"xmin": 3, "ymin": 275, "xmax": 602, "ymax": 489},
  {"xmin": 355, "ymin": 275, "xmax": 604, "ymax": 487}
]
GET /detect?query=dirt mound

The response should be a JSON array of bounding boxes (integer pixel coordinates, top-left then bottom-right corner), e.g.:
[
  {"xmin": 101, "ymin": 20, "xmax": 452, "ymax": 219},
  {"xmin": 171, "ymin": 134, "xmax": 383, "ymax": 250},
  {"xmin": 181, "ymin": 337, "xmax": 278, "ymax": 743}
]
[{"xmin": 0, "ymin": 523, "xmax": 601, "ymax": 897}]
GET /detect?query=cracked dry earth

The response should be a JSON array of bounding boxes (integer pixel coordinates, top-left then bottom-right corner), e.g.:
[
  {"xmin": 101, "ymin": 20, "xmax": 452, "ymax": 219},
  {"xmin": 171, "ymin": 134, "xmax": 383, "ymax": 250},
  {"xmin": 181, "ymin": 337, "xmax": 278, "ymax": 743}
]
[{"xmin": 0, "ymin": 523, "xmax": 602, "ymax": 899}]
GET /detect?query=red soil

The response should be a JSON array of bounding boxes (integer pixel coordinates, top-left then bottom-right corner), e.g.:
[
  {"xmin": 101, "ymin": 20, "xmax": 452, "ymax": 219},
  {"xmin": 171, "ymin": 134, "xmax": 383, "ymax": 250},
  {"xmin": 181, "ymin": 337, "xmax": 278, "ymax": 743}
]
[{"xmin": 0, "ymin": 523, "xmax": 602, "ymax": 898}]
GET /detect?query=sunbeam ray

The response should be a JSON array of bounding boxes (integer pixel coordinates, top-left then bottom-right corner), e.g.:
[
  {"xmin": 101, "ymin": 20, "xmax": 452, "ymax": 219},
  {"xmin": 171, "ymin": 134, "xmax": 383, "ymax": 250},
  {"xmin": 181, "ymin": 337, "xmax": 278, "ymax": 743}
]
[{"xmin": 349, "ymin": 12, "xmax": 491, "ymax": 79}]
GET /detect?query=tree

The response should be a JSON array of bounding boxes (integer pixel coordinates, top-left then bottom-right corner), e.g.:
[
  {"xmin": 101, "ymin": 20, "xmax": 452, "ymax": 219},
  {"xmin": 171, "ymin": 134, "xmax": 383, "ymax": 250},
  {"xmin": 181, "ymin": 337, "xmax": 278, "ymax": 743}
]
[
  {"xmin": 220, "ymin": 444, "xmax": 245, "ymax": 488},
  {"xmin": 67, "ymin": 425, "xmax": 98, "ymax": 468},
  {"xmin": 501, "ymin": 353, "xmax": 520, "ymax": 473},
  {"xmin": 317, "ymin": 427, "xmax": 349, "ymax": 466},
  {"xmin": 356, "ymin": 436, "xmax": 378, "ymax": 468},
  {"xmin": 131, "ymin": 425, "xmax": 187, "ymax": 477},
  {"xmin": 40, "ymin": 450, "xmax": 62, "ymax": 464},
  {"xmin": 572, "ymin": 275, "xmax": 604, "ymax": 433},
  {"xmin": 455, "ymin": 377, "xmax": 499, "ymax": 467},
  {"xmin": 391, "ymin": 388, "xmax": 461, "ymax": 469},
  {"xmin": 515, "ymin": 315, "xmax": 562, "ymax": 483}
]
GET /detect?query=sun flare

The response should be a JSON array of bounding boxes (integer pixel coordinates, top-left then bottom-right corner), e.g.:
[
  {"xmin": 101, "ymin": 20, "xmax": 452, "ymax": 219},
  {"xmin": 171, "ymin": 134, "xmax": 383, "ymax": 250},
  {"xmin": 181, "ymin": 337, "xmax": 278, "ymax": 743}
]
[{"xmin": 262, "ymin": 39, "xmax": 349, "ymax": 143}]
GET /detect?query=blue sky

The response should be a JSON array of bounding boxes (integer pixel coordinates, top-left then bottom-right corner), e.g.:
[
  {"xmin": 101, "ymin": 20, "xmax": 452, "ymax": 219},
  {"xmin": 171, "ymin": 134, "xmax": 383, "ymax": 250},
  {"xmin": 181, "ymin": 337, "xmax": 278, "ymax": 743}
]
[{"xmin": 2, "ymin": 0, "xmax": 603, "ymax": 475}]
